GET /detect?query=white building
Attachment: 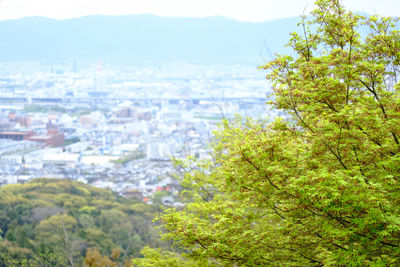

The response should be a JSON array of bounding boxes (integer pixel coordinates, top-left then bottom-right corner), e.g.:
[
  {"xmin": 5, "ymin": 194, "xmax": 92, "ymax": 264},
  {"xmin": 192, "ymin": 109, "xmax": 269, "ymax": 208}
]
[
  {"xmin": 146, "ymin": 143, "xmax": 171, "ymax": 161},
  {"xmin": 43, "ymin": 153, "xmax": 80, "ymax": 167}
]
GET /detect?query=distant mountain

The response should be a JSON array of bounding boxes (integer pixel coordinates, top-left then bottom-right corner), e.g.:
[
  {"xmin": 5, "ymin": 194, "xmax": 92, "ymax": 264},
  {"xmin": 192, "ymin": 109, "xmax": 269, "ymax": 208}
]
[{"xmin": 0, "ymin": 15, "xmax": 300, "ymax": 65}]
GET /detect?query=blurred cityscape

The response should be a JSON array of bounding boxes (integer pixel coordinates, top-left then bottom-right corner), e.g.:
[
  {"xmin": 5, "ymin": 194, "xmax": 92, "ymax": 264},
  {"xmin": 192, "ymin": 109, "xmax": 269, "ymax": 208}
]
[{"xmin": 0, "ymin": 61, "xmax": 279, "ymax": 204}]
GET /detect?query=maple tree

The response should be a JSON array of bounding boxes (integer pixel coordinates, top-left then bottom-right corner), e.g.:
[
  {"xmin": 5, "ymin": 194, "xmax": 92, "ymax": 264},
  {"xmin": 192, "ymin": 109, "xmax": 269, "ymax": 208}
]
[{"xmin": 134, "ymin": 0, "xmax": 400, "ymax": 265}]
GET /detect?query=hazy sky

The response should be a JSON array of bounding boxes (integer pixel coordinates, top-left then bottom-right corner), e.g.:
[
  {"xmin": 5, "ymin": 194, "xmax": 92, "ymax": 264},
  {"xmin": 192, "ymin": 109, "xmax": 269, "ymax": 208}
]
[{"xmin": 0, "ymin": 0, "xmax": 398, "ymax": 22}]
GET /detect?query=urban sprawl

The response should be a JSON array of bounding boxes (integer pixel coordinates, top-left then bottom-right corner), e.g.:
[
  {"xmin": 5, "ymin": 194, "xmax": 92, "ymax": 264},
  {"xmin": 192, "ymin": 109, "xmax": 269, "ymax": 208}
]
[{"xmin": 0, "ymin": 61, "xmax": 278, "ymax": 205}]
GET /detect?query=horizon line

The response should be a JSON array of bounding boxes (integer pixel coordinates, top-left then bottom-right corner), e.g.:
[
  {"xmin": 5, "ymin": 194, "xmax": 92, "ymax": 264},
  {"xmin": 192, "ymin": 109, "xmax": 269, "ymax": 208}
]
[{"xmin": 0, "ymin": 13, "xmax": 304, "ymax": 24}]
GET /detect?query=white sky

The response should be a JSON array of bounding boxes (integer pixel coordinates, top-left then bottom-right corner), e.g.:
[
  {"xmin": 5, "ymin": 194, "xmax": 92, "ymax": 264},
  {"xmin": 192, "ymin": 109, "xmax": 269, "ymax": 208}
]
[{"xmin": 0, "ymin": 0, "xmax": 398, "ymax": 22}]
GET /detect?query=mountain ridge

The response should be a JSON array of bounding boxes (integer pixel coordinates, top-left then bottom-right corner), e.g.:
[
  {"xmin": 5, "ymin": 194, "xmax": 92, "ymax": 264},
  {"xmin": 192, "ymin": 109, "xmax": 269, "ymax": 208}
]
[{"xmin": 0, "ymin": 15, "xmax": 300, "ymax": 64}]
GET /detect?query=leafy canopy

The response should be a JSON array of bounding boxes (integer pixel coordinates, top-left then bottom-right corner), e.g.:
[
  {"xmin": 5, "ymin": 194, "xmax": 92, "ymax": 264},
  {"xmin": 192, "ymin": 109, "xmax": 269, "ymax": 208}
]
[
  {"xmin": 134, "ymin": 0, "xmax": 400, "ymax": 266},
  {"xmin": 0, "ymin": 178, "xmax": 162, "ymax": 267}
]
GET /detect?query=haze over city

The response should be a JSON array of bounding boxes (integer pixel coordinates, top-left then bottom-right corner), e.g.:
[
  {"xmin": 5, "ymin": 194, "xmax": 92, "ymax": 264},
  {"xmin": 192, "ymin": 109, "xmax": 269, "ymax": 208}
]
[
  {"xmin": 0, "ymin": 0, "xmax": 398, "ymax": 212},
  {"xmin": 0, "ymin": 0, "xmax": 400, "ymax": 265}
]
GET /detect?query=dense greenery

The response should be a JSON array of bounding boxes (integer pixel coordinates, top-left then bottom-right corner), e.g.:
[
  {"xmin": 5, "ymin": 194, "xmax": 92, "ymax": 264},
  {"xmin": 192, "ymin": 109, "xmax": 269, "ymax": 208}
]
[
  {"xmin": 24, "ymin": 105, "xmax": 67, "ymax": 114},
  {"xmin": 112, "ymin": 151, "xmax": 146, "ymax": 165},
  {"xmin": 63, "ymin": 137, "xmax": 81, "ymax": 146},
  {"xmin": 0, "ymin": 178, "xmax": 161, "ymax": 266},
  {"xmin": 134, "ymin": 0, "xmax": 400, "ymax": 266}
]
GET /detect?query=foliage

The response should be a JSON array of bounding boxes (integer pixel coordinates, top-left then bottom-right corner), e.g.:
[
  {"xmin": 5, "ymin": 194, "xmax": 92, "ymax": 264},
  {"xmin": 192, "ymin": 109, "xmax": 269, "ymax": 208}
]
[
  {"xmin": 63, "ymin": 137, "xmax": 81, "ymax": 146},
  {"xmin": 0, "ymin": 178, "xmax": 162, "ymax": 266},
  {"xmin": 24, "ymin": 105, "xmax": 67, "ymax": 114},
  {"xmin": 112, "ymin": 151, "xmax": 145, "ymax": 165},
  {"xmin": 84, "ymin": 248, "xmax": 119, "ymax": 267},
  {"xmin": 134, "ymin": 0, "xmax": 400, "ymax": 266}
]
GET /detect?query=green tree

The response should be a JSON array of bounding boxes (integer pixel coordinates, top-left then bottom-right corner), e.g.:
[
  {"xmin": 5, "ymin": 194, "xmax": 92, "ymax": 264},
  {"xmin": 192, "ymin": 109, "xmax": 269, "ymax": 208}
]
[
  {"xmin": 134, "ymin": 0, "xmax": 400, "ymax": 265},
  {"xmin": 0, "ymin": 178, "xmax": 161, "ymax": 266},
  {"xmin": 34, "ymin": 214, "xmax": 82, "ymax": 266},
  {"xmin": 84, "ymin": 248, "xmax": 117, "ymax": 267}
]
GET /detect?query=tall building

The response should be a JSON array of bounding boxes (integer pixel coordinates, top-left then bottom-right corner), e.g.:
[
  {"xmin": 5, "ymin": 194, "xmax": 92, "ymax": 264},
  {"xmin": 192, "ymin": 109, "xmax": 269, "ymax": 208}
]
[{"xmin": 93, "ymin": 61, "xmax": 106, "ymax": 92}]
